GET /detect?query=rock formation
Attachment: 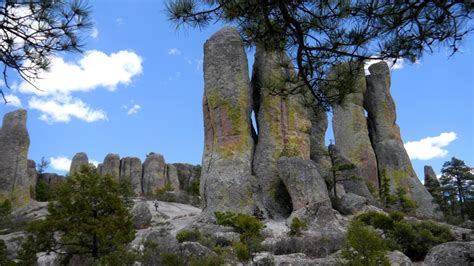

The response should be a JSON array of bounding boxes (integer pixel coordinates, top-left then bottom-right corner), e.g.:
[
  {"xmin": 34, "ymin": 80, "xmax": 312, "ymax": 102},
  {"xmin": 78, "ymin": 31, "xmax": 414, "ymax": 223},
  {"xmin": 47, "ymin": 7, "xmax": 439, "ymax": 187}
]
[
  {"xmin": 27, "ymin": 159, "xmax": 37, "ymax": 189},
  {"xmin": 331, "ymin": 63, "xmax": 379, "ymax": 199},
  {"xmin": 309, "ymin": 105, "xmax": 332, "ymax": 187},
  {"xmin": 251, "ymin": 47, "xmax": 312, "ymax": 217},
  {"xmin": 166, "ymin": 164, "xmax": 180, "ymax": 192},
  {"xmin": 69, "ymin": 152, "xmax": 89, "ymax": 175},
  {"xmin": 365, "ymin": 61, "xmax": 441, "ymax": 219},
  {"xmin": 200, "ymin": 27, "xmax": 256, "ymax": 215},
  {"xmin": 142, "ymin": 153, "xmax": 166, "ymax": 195},
  {"xmin": 424, "ymin": 165, "xmax": 442, "ymax": 198},
  {"xmin": 0, "ymin": 109, "xmax": 31, "ymax": 206},
  {"xmin": 101, "ymin": 153, "xmax": 120, "ymax": 180},
  {"xmin": 38, "ymin": 173, "xmax": 65, "ymax": 188},
  {"xmin": 173, "ymin": 163, "xmax": 200, "ymax": 192},
  {"xmin": 120, "ymin": 157, "xmax": 143, "ymax": 194}
]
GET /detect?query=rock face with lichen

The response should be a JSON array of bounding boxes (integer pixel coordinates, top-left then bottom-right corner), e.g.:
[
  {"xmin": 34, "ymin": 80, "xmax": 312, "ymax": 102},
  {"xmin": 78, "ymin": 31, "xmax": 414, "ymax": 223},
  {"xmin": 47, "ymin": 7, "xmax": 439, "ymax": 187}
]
[
  {"xmin": 330, "ymin": 63, "xmax": 379, "ymax": 199},
  {"xmin": 101, "ymin": 153, "xmax": 121, "ymax": 180},
  {"xmin": 365, "ymin": 61, "xmax": 441, "ymax": 219},
  {"xmin": 309, "ymin": 105, "xmax": 332, "ymax": 186},
  {"xmin": 142, "ymin": 153, "xmax": 167, "ymax": 195},
  {"xmin": 0, "ymin": 109, "xmax": 31, "ymax": 206},
  {"xmin": 201, "ymin": 27, "xmax": 256, "ymax": 216},
  {"xmin": 166, "ymin": 164, "xmax": 180, "ymax": 192},
  {"xmin": 173, "ymin": 163, "xmax": 201, "ymax": 192},
  {"xmin": 69, "ymin": 152, "xmax": 89, "ymax": 175},
  {"xmin": 252, "ymin": 47, "xmax": 312, "ymax": 217},
  {"xmin": 120, "ymin": 157, "xmax": 143, "ymax": 194},
  {"xmin": 27, "ymin": 159, "xmax": 37, "ymax": 189}
]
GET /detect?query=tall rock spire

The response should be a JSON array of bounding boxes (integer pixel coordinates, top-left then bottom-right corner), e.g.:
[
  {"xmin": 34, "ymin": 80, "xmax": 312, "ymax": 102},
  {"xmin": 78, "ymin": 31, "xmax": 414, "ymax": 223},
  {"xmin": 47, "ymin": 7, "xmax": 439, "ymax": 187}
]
[
  {"xmin": 70, "ymin": 152, "xmax": 89, "ymax": 175},
  {"xmin": 331, "ymin": 63, "xmax": 379, "ymax": 199},
  {"xmin": 0, "ymin": 109, "xmax": 31, "ymax": 206},
  {"xmin": 365, "ymin": 61, "xmax": 441, "ymax": 219},
  {"xmin": 200, "ymin": 27, "xmax": 256, "ymax": 216}
]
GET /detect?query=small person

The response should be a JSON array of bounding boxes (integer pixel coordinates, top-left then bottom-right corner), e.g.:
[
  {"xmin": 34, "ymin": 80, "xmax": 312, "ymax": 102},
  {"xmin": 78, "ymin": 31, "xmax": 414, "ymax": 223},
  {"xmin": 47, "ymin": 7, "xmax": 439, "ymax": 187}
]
[{"xmin": 153, "ymin": 200, "xmax": 159, "ymax": 211}]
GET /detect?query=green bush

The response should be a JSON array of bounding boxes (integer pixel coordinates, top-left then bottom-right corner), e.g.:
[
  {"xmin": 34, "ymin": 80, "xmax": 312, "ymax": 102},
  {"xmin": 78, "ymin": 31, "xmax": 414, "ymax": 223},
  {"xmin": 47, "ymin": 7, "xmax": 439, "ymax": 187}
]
[
  {"xmin": 289, "ymin": 217, "xmax": 308, "ymax": 236},
  {"xmin": 215, "ymin": 211, "xmax": 265, "ymax": 261},
  {"xmin": 355, "ymin": 211, "xmax": 455, "ymax": 261},
  {"xmin": 189, "ymin": 255, "xmax": 225, "ymax": 266},
  {"xmin": 340, "ymin": 220, "xmax": 390, "ymax": 266},
  {"xmin": 155, "ymin": 183, "xmax": 175, "ymax": 196},
  {"xmin": 160, "ymin": 252, "xmax": 185, "ymax": 266},
  {"xmin": 233, "ymin": 241, "xmax": 251, "ymax": 262},
  {"xmin": 176, "ymin": 229, "xmax": 202, "ymax": 243}
]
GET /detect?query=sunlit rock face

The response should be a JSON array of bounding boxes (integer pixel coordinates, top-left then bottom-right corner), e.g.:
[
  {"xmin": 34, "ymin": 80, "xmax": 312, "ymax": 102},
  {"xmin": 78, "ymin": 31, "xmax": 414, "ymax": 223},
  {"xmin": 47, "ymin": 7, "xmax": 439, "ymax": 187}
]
[
  {"xmin": 0, "ymin": 109, "xmax": 31, "ymax": 206},
  {"xmin": 70, "ymin": 152, "xmax": 89, "ymax": 175},
  {"xmin": 330, "ymin": 63, "xmax": 379, "ymax": 200},
  {"xmin": 102, "ymin": 153, "xmax": 120, "ymax": 180},
  {"xmin": 365, "ymin": 61, "xmax": 441, "ymax": 219},
  {"xmin": 142, "ymin": 153, "xmax": 167, "ymax": 195},
  {"xmin": 200, "ymin": 27, "xmax": 256, "ymax": 216},
  {"xmin": 120, "ymin": 157, "xmax": 143, "ymax": 194},
  {"xmin": 252, "ymin": 47, "xmax": 312, "ymax": 218}
]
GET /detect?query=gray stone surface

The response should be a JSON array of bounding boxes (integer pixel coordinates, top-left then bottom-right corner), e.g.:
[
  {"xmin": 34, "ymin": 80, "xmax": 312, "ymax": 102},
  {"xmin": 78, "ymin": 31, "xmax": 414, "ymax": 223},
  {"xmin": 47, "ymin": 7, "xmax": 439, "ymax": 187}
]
[
  {"xmin": 69, "ymin": 152, "xmax": 88, "ymax": 175},
  {"xmin": 254, "ymin": 252, "xmax": 338, "ymax": 266},
  {"xmin": 424, "ymin": 241, "xmax": 473, "ymax": 266},
  {"xmin": 365, "ymin": 61, "xmax": 441, "ymax": 219},
  {"xmin": 173, "ymin": 163, "xmax": 200, "ymax": 191},
  {"xmin": 101, "ymin": 153, "xmax": 120, "ymax": 180},
  {"xmin": 252, "ymin": 47, "xmax": 312, "ymax": 218},
  {"xmin": 27, "ymin": 159, "xmax": 37, "ymax": 189},
  {"xmin": 330, "ymin": 63, "xmax": 379, "ymax": 195},
  {"xmin": 142, "ymin": 153, "xmax": 166, "ymax": 195},
  {"xmin": 166, "ymin": 164, "xmax": 180, "ymax": 192},
  {"xmin": 201, "ymin": 27, "xmax": 256, "ymax": 216},
  {"xmin": 338, "ymin": 192, "xmax": 369, "ymax": 215},
  {"xmin": 39, "ymin": 173, "xmax": 65, "ymax": 187},
  {"xmin": 119, "ymin": 157, "xmax": 142, "ymax": 194},
  {"xmin": 0, "ymin": 109, "xmax": 31, "ymax": 206},
  {"xmin": 309, "ymin": 105, "xmax": 333, "ymax": 188},
  {"xmin": 387, "ymin": 250, "xmax": 413, "ymax": 266},
  {"xmin": 132, "ymin": 201, "xmax": 152, "ymax": 229},
  {"xmin": 178, "ymin": 241, "xmax": 217, "ymax": 258}
]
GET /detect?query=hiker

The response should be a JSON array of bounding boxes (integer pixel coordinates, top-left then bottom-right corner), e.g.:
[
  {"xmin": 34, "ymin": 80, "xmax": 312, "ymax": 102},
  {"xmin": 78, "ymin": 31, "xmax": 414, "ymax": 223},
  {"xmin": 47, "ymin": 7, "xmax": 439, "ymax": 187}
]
[{"xmin": 153, "ymin": 200, "xmax": 159, "ymax": 211}]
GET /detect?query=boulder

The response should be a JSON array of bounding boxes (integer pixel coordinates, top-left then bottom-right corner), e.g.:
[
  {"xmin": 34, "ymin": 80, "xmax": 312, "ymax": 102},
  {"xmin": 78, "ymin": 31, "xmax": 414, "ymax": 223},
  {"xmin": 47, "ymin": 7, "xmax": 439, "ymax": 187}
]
[
  {"xmin": 178, "ymin": 242, "xmax": 217, "ymax": 258},
  {"xmin": 330, "ymin": 63, "xmax": 379, "ymax": 198},
  {"xmin": 0, "ymin": 109, "xmax": 31, "ymax": 206},
  {"xmin": 101, "ymin": 153, "xmax": 120, "ymax": 180},
  {"xmin": 364, "ymin": 61, "xmax": 441, "ymax": 219},
  {"xmin": 338, "ymin": 192, "xmax": 369, "ymax": 215},
  {"xmin": 37, "ymin": 252, "xmax": 61, "ymax": 266},
  {"xmin": 424, "ymin": 241, "xmax": 473, "ymax": 266},
  {"xmin": 252, "ymin": 47, "xmax": 312, "ymax": 217},
  {"xmin": 166, "ymin": 164, "xmax": 180, "ymax": 192},
  {"xmin": 132, "ymin": 201, "xmax": 152, "ymax": 229},
  {"xmin": 142, "ymin": 153, "xmax": 166, "ymax": 195},
  {"xmin": 387, "ymin": 250, "xmax": 413, "ymax": 266},
  {"xmin": 254, "ymin": 253, "xmax": 338, "ymax": 266},
  {"xmin": 27, "ymin": 159, "xmax": 38, "ymax": 189},
  {"xmin": 119, "ymin": 157, "xmax": 142, "ymax": 195},
  {"xmin": 69, "ymin": 152, "xmax": 88, "ymax": 175},
  {"xmin": 200, "ymin": 27, "xmax": 256, "ymax": 216}
]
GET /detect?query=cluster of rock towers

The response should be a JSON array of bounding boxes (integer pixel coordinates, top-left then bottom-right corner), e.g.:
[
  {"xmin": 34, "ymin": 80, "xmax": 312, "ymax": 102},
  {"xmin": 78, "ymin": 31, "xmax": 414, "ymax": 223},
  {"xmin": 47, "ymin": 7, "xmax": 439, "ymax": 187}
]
[{"xmin": 200, "ymin": 27, "xmax": 441, "ymax": 220}]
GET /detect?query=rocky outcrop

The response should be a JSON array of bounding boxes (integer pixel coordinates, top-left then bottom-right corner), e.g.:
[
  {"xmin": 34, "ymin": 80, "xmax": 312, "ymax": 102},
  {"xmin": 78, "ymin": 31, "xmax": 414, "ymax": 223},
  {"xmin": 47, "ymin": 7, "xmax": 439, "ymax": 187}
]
[
  {"xmin": 174, "ymin": 163, "xmax": 200, "ymax": 192},
  {"xmin": 365, "ymin": 61, "xmax": 441, "ymax": 219},
  {"xmin": 178, "ymin": 242, "xmax": 217, "ymax": 258},
  {"xmin": 101, "ymin": 153, "xmax": 120, "ymax": 180},
  {"xmin": 309, "ymin": 105, "xmax": 332, "ymax": 186},
  {"xmin": 424, "ymin": 165, "xmax": 442, "ymax": 199},
  {"xmin": 166, "ymin": 164, "xmax": 180, "ymax": 192},
  {"xmin": 142, "ymin": 153, "xmax": 166, "ymax": 195},
  {"xmin": 330, "ymin": 63, "xmax": 379, "ymax": 198},
  {"xmin": 69, "ymin": 152, "xmax": 88, "ymax": 175},
  {"xmin": 120, "ymin": 157, "xmax": 143, "ymax": 194},
  {"xmin": 201, "ymin": 27, "xmax": 256, "ymax": 216},
  {"xmin": 386, "ymin": 250, "xmax": 413, "ymax": 266},
  {"xmin": 27, "ymin": 159, "xmax": 37, "ymax": 189},
  {"xmin": 0, "ymin": 109, "xmax": 31, "ymax": 206},
  {"xmin": 423, "ymin": 241, "xmax": 473, "ymax": 266},
  {"xmin": 337, "ymin": 193, "xmax": 370, "ymax": 215},
  {"xmin": 39, "ymin": 173, "xmax": 65, "ymax": 187},
  {"xmin": 131, "ymin": 202, "xmax": 152, "ymax": 229},
  {"xmin": 252, "ymin": 47, "xmax": 312, "ymax": 217}
]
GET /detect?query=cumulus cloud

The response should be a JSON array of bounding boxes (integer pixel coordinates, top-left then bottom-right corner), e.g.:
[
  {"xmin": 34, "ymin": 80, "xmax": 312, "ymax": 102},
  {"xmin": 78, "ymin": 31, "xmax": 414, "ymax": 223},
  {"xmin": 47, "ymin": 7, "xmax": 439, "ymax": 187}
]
[
  {"xmin": 405, "ymin": 132, "xmax": 457, "ymax": 160},
  {"xmin": 29, "ymin": 96, "xmax": 107, "ymax": 123},
  {"xmin": 19, "ymin": 50, "xmax": 143, "ymax": 96},
  {"xmin": 5, "ymin": 94, "xmax": 22, "ymax": 107},
  {"xmin": 168, "ymin": 48, "xmax": 181, "ymax": 56},
  {"xmin": 126, "ymin": 104, "xmax": 141, "ymax": 115},
  {"xmin": 50, "ymin": 156, "xmax": 72, "ymax": 172}
]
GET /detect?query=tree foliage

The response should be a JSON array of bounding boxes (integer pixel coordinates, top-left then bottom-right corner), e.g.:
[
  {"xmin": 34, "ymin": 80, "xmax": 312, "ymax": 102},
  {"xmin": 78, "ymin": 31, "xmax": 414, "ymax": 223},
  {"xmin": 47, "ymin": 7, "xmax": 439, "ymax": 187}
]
[
  {"xmin": 0, "ymin": 0, "xmax": 92, "ymax": 102},
  {"xmin": 439, "ymin": 157, "xmax": 474, "ymax": 222},
  {"xmin": 18, "ymin": 164, "xmax": 135, "ymax": 262},
  {"xmin": 167, "ymin": 0, "xmax": 473, "ymax": 109}
]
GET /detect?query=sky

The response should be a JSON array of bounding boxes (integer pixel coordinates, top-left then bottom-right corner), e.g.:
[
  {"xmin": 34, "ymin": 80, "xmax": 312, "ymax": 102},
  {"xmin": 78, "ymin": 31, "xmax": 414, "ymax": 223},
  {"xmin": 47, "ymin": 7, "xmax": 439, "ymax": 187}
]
[{"xmin": 0, "ymin": 1, "xmax": 473, "ymax": 181}]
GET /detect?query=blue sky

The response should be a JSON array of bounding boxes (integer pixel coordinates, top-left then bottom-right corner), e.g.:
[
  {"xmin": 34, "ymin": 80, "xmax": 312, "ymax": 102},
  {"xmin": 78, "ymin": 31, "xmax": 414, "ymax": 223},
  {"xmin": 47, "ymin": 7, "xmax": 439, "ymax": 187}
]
[{"xmin": 0, "ymin": 1, "xmax": 473, "ymax": 181}]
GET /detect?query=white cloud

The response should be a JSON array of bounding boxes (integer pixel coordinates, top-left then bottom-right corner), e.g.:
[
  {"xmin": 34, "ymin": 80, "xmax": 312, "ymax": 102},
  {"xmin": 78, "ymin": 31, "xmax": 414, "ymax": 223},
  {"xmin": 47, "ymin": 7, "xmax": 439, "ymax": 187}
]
[
  {"xmin": 364, "ymin": 58, "xmax": 405, "ymax": 75},
  {"xmin": 115, "ymin": 17, "xmax": 124, "ymax": 25},
  {"xmin": 90, "ymin": 160, "xmax": 100, "ymax": 167},
  {"xmin": 50, "ymin": 156, "xmax": 72, "ymax": 172},
  {"xmin": 168, "ymin": 48, "xmax": 181, "ymax": 56},
  {"xmin": 405, "ymin": 132, "xmax": 457, "ymax": 160},
  {"xmin": 126, "ymin": 104, "xmax": 141, "ymax": 115},
  {"xmin": 90, "ymin": 27, "xmax": 99, "ymax": 38},
  {"xmin": 29, "ymin": 96, "xmax": 107, "ymax": 123},
  {"xmin": 4, "ymin": 94, "xmax": 22, "ymax": 107},
  {"xmin": 19, "ymin": 50, "xmax": 143, "ymax": 96}
]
